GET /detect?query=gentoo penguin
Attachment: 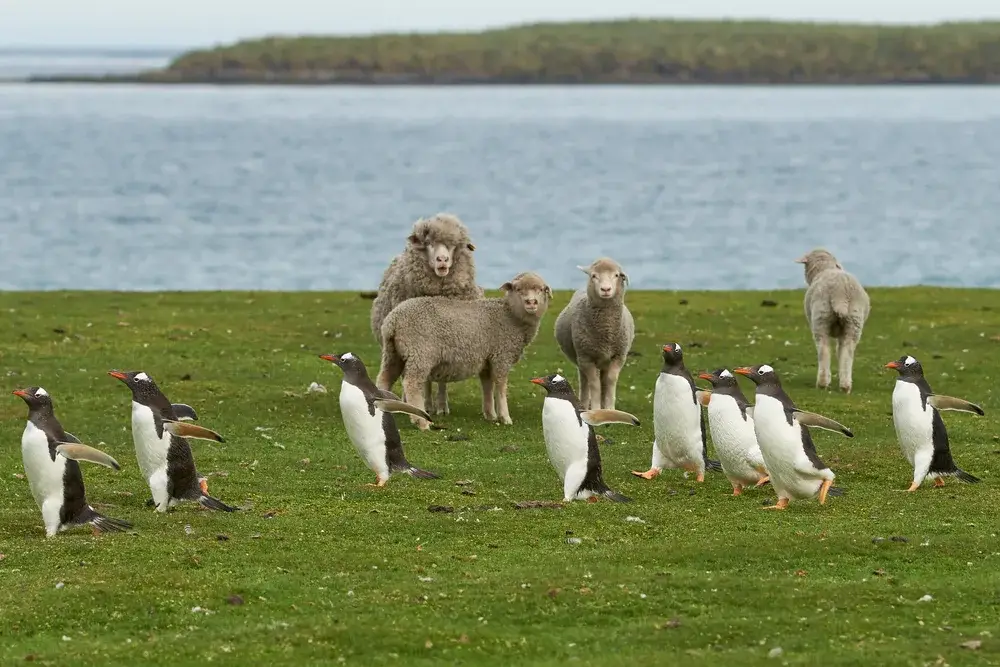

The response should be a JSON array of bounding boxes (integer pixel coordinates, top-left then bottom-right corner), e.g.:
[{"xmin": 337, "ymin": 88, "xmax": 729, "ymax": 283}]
[
  {"xmin": 733, "ymin": 364, "xmax": 853, "ymax": 510},
  {"xmin": 108, "ymin": 370, "xmax": 236, "ymax": 513},
  {"xmin": 631, "ymin": 343, "xmax": 721, "ymax": 482},
  {"xmin": 697, "ymin": 368, "xmax": 770, "ymax": 495},
  {"xmin": 531, "ymin": 373, "xmax": 636, "ymax": 502},
  {"xmin": 320, "ymin": 352, "xmax": 439, "ymax": 486},
  {"xmin": 885, "ymin": 355, "xmax": 983, "ymax": 491},
  {"xmin": 12, "ymin": 387, "xmax": 132, "ymax": 537}
]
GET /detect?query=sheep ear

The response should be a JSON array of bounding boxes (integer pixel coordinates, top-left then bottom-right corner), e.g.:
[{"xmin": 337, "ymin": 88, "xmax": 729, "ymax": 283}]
[
  {"xmin": 576, "ymin": 265, "xmax": 590, "ymax": 275},
  {"xmin": 466, "ymin": 243, "xmax": 476, "ymax": 252},
  {"xmin": 543, "ymin": 285, "xmax": 552, "ymax": 298},
  {"xmin": 499, "ymin": 281, "xmax": 514, "ymax": 292},
  {"xmin": 620, "ymin": 272, "xmax": 629, "ymax": 285},
  {"xmin": 794, "ymin": 254, "xmax": 808, "ymax": 264},
  {"xmin": 407, "ymin": 233, "xmax": 423, "ymax": 248}
]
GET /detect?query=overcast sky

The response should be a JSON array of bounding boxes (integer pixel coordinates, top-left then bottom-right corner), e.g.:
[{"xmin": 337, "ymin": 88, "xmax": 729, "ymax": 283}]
[{"xmin": 5, "ymin": 0, "xmax": 1000, "ymax": 48}]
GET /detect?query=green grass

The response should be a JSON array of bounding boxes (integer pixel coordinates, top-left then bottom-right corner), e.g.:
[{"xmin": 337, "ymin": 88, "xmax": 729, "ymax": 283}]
[
  {"xmin": 143, "ymin": 18, "xmax": 1000, "ymax": 85},
  {"xmin": 1, "ymin": 288, "xmax": 999, "ymax": 666}
]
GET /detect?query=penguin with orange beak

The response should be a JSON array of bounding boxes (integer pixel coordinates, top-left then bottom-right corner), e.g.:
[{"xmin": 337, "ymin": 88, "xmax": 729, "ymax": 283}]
[
  {"xmin": 733, "ymin": 364, "xmax": 852, "ymax": 509},
  {"xmin": 885, "ymin": 354, "xmax": 982, "ymax": 491}
]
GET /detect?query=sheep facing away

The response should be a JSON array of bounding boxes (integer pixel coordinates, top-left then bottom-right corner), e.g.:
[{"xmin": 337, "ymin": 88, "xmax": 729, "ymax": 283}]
[
  {"xmin": 554, "ymin": 257, "xmax": 635, "ymax": 411},
  {"xmin": 796, "ymin": 248, "xmax": 871, "ymax": 393},
  {"xmin": 376, "ymin": 271, "xmax": 552, "ymax": 431},
  {"xmin": 369, "ymin": 213, "xmax": 484, "ymax": 415}
]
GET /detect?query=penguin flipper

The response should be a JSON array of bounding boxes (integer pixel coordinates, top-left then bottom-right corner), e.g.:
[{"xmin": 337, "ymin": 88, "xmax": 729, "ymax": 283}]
[
  {"xmin": 373, "ymin": 398, "xmax": 432, "ymax": 422},
  {"xmin": 745, "ymin": 406, "xmax": 754, "ymax": 420},
  {"xmin": 928, "ymin": 395, "xmax": 985, "ymax": 416},
  {"xmin": 696, "ymin": 390, "xmax": 711, "ymax": 406},
  {"xmin": 954, "ymin": 469, "xmax": 981, "ymax": 484},
  {"xmin": 198, "ymin": 495, "xmax": 238, "ymax": 512},
  {"xmin": 793, "ymin": 410, "xmax": 854, "ymax": 438},
  {"xmin": 163, "ymin": 420, "xmax": 225, "ymax": 443},
  {"xmin": 580, "ymin": 409, "xmax": 641, "ymax": 427},
  {"xmin": 55, "ymin": 443, "xmax": 122, "ymax": 471},
  {"xmin": 171, "ymin": 403, "xmax": 199, "ymax": 421}
]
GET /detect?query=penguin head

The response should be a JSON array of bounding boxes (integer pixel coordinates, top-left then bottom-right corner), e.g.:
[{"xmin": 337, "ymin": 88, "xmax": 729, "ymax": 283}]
[
  {"xmin": 698, "ymin": 368, "xmax": 738, "ymax": 389},
  {"xmin": 12, "ymin": 386, "xmax": 53, "ymax": 413},
  {"xmin": 661, "ymin": 343, "xmax": 684, "ymax": 368},
  {"xmin": 319, "ymin": 352, "xmax": 370, "ymax": 380},
  {"xmin": 530, "ymin": 373, "xmax": 574, "ymax": 396},
  {"xmin": 885, "ymin": 355, "xmax": 922, "ymax": 377},
  {"xmin": 108, "ymin": 370, "xmax": 161, "ymax": 400},
  {"xmin": 733, "ymin": 364, "xmax": 779, "ymax": 386}
]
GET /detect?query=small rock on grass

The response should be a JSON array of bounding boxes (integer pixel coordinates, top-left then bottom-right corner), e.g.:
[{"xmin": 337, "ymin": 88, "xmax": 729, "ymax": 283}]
[
  {"xmin": 428, "ymin": 505, "xmax": 454, "ymax": 513},
  {"xmin": 227, "ymin": 594, "xmax": 244, "ymax": 606},
  {"xmin": 961, "ymin": 640, "xmax": 982, "ymax": 650},
  {"xmin": 446, "ymin": 433, "xmax": 470, "ymax": 442},
  {"xmin": 768, "ymin": 647, "xmax": 783, "ymax": 658},
  {"xmin": 657, "ymin": 618, "xmax": 682, "ymax": 629}
]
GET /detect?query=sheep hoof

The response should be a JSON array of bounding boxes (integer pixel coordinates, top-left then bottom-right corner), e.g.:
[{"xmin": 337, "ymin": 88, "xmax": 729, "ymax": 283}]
[
  {"xmin": 839, "ymin": 385, "xmax": 852, "ymax": 393},
  {"xmin": 500, "ymin": 417, "xmax": 513, "ymax": 426}
]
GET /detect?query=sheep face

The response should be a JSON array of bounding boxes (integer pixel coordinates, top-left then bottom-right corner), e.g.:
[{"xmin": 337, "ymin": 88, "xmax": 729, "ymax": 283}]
[
  {"xmin": 407, "ymin": 214, "xmax": 477, "ymax": 278},
  {"xmin": 578, "ymin": 258, "xmax": 628, "ymax": 301},
  {"xmin": 795, "ymin": 249, "xmax": 842, "ymax": 284},
  {"xmin": 501, "ymin": 272, "xmax": 552, "ymax": 317}
]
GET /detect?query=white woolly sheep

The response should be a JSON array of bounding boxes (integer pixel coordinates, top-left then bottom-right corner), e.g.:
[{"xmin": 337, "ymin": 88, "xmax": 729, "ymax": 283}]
[
  {"xmin": 796, "ymin": 248, "xmax": 871, "ymax": 393},
  {"xmin": 554, "ymin": 257, "xmax": 635, "ymax": 411},
  {"xmin": 376, "ymin": 271, "xmax": 552, "ymax": 431},
  {"xmin": 369, "ymin": 213, "xmax": 484, "ymax": 415}
]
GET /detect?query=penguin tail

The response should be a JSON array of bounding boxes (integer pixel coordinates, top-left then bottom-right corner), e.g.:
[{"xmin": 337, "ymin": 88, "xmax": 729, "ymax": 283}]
[
  {"xmin": 603, "ymin": 489, "xmax": 633, "ymax": 503},
  {"xmin": 91, "ymin": 514, "xmax": 133, "ymax": 533},
  {"xmin": 199, "ymin": 494, "xmax": 239, "ymax": 512},
  {"xmin": 705, "ymin": 458, "xmax": 723, "ymax": 472},
  {"xmin": 827, "ymin": 486, "xmax": 846, "ymax": 497},
  {"xmin": 955, "ymin": 469, "xmax": 981, "ymax": 484},
  {"xmin": 406, "ymin": 466, "xmax": 440, "ymax": 480}
]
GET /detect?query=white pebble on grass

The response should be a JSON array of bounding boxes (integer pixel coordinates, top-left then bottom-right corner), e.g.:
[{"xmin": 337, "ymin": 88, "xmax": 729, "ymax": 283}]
[
  {"xmin": 307, "ymin": 382, "xmax": 327, "ymax": 394},
  {"xmin": 55, "ymin": 581, "xmax": 64, "ymax": 589},
  {"xmin": 768, "ymin": 647, "xmax": 783, "ymax": 658},
  {"xmin": 918, "ymin": 594, "xmax": 934, "ymax": 603}
]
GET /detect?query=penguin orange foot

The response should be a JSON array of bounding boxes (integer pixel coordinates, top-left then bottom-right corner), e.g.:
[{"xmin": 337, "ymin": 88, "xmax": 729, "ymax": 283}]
[
  {"xmin": 631, "ymin": 468, "xmax": 661, "ymax": 480},
  {"xmin": 755, "ymin": 475, "xmax": 770, "ymax": 487},
  {"xmin": 934, "ymin": 477, "xmax": 945, "ymax": 488},
  {"xmin": 731, "ymin": 484, "xmax": 743, "ymax": 496},
  {"xmin": 763, "ymin": 498, "xmax": 790, "ymax": 510}
]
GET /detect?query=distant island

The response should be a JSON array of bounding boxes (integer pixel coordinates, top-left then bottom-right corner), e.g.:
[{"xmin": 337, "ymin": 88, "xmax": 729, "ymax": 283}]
[{"xmin": 27, "ymin": 19, "xmax": 1000, "ymax": 85}]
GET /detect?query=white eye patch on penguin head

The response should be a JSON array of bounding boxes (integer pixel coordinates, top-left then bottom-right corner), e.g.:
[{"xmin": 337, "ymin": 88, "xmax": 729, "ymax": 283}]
[
  {"xmin": 904, "ymin": 356, "xmax": 916, "ymax": 366},
  {"xmin": 35, "ymin": 387, "xmax": 49, "ymax": 398},
  {"xmin": 720, "ymin": 369, "xmax": 733, "ymax": 379},
  {"xmin": 341, "ymin": 352, "xmax": 355, "ymax": 361},
  {"xmin": 758, "ymin": 364, "xmax": 774, "ymax": 375},
  {"xmin": 135, "ymin": 372, "xmax": 150, "ymax": 382}
]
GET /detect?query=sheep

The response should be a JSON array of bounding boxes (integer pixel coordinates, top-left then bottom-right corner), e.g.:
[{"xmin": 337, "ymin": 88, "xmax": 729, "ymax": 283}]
[
  {"xmin": 796, "ymin": 248, "xmax": 871, "ymax": 394},
  {"xmin": 376, "ymin": 271, "xmax": 552, "ymax": 431},
  {"xmin": 369, "ymin": 213, "xmax": 483, "ymax": 415},
  {"xmin": 554, "ymin": 257, "xmax": 635, "ymax": 411}
]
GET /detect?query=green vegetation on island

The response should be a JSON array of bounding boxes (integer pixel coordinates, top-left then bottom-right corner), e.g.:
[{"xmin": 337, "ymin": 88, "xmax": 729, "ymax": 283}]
[
  {"xmin": 2, "ymin": 287, "xmax": 1000, "ymax": 664},
  {"xmin": 35, "ymin": 19, "xmax": 1000, "ymax": 85}
]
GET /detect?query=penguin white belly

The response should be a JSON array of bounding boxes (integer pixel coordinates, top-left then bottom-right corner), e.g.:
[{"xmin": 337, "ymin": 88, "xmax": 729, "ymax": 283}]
[
  {"xmin": 752, "ymin": 397, "xmax": 828, "ymax": 500},
  {"xmin": 892, "ymin": 381, "xmax": 932, "ymax": 465},
  {"xmin": 707, "ymin": 396, "xmax": 766, "ymax": 485},
  {"xmin": 21, "ymin": 421, "xmax": 66, "ymax": 515},
  {"xmin": 541, "ymin": 398, "xmax": 590, "ymax": 480},
  {"xmin": 652, "ymin": 373, "xmax": 703, "ymax": 468},
  {"xmin": 339, "ymin": 382, "xmax": 390, "ymax": 475},
  {"xmin": 131, "ymin": 402, "xmax": 169, "ymax": 481}
]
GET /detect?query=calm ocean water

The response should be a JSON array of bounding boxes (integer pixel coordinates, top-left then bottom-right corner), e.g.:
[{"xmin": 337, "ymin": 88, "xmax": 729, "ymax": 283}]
[{"xmin": 2, "ymin": 53, "xmax": 999, "ymax": 291}]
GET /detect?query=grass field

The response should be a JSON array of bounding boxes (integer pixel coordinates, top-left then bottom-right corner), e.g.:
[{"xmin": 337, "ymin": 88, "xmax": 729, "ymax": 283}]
[{"xmin": 1, "ymin": 288, "xmax": 999, "ymax": 666}]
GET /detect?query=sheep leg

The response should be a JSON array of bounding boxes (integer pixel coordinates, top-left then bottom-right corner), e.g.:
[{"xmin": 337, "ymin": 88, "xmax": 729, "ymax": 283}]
[
  {"xmin": 494, "ymin": 373, "xmax": 512, "ymax": 425},
  {"xmin": 435, "ymin": 382, "xmax": 450, "ymax": 415},
  {"xmin": 376, "ymin": 357, "xmax": 404, "ymax": 394},
  {"xmin": 422, "ymin": 380, "xmax": 434, "ymax": 413},
  {"xmin": 578, "ymin": 361, "xmax": 601, "ymax": 411},
  {"xmin": 479, "ymin": 370, "xmax": 497, "ymax": 422},
  {"xmin": 401, "ymin": 374, "xmax": 431, "ymax": 431},
  {"xmin": 813, "ymin": 331, "xmax": 831, "ymax": 389},
  {"xmin": 600, "ymin": 359, "xmax": 624, "ymax": 410},
  {"xmin": 837, "ymin": 335, "xmax": 858, "ymax": 394}
]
